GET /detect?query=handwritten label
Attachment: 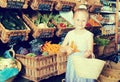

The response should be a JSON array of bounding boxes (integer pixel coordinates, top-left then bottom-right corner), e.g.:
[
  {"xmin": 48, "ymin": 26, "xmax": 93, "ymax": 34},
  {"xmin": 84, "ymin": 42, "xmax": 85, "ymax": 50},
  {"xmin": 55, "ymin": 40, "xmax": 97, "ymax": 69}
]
[
  {"xmin": 7, "ymin": 1, "xmax": 24, "ymax": 9},
  {"xmin": 9, "ymin": 35, "xmax": 25, "ymax": 44},
  {"xmin": 61, "ymin": 5, "xmax": 72, "ymax": 11},
  {"xmin": 39, "ymin": 32, "xmax": 53, "ymax": 38},
  {"xmin": 38, "ymin": 4, "xmax": 52, "ymax": 11}
]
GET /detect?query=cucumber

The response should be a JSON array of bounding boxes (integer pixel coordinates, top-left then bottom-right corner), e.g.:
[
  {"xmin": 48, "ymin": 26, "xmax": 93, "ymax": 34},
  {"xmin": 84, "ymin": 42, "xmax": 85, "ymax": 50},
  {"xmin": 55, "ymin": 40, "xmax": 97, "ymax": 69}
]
[{"xmin": 2, "ymin": 19, "xmax": 16, "ymax": 30}]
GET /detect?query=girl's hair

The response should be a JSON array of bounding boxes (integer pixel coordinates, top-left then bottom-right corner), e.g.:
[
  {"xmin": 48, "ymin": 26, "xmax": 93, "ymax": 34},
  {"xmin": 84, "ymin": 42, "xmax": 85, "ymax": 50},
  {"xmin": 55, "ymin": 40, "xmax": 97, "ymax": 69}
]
[{"xmin": 73, "ymin": 8, "xmax": 89, "ymax": 19}]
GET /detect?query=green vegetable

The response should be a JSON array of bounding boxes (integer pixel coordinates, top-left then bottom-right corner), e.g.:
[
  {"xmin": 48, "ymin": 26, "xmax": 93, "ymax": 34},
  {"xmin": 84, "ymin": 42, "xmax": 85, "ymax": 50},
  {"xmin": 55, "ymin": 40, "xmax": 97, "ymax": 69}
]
[
  {"xmin": 34, "ymin": 13, "xmax": 42, "ymax": 26},
  {"xmin": 1, "ymin": 11, "xmax": 26, "ymax": 30},
  {"xmin": 94, "ymin": 37, "xmax": 110, "ymax": 46},
  {"xmin": 42, "ymin": 52, "xmax": 48, "ymax": 56},
  {"xmin": 26, "ymin": 53, "xmax": 36, "ymax": 57},
  {"xmin": 2, "ymin": 19, "xmax": 16, "ymax": 30}
]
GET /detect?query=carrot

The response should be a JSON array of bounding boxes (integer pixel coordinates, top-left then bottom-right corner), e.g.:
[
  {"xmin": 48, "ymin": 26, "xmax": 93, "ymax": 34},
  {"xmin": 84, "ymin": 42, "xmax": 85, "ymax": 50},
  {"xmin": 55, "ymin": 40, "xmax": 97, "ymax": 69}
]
[{"xmin": 70, "ymin": 41, "xmax": 80, "ymax": 52}]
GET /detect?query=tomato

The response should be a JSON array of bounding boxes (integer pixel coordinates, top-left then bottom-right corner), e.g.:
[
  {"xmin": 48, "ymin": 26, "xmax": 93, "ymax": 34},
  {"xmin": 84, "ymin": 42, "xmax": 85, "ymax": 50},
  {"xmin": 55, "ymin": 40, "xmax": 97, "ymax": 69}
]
[{"xmin": 59, "ymin": 23, "xmax": 66, "ymax": 29}]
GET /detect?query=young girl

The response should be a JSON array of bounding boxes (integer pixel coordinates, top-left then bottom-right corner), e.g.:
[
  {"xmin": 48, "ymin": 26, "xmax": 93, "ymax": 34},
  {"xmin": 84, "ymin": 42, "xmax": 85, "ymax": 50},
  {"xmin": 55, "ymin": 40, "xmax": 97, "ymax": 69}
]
[{"xmin": 60, "ymin": 8, "xmax": 95, "ymax": 82}]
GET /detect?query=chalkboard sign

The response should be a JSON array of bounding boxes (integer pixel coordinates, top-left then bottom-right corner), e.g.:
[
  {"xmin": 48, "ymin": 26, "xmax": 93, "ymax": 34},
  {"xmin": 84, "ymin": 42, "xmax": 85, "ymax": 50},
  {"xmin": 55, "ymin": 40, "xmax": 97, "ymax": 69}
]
[
  {"xmin": 61, "ymin": 5, "xmax": 72, "ymax": 11},
  {"xmin": 39, "ymin": 32, "xmax": 53, "ymax": 38},
  {"xmin": 7, "ymin": 0, "xmax": 24, "ymax": 9},
  {"xmin": 38, "ymin": 3, "xmax": 52, "ymax": 11}
]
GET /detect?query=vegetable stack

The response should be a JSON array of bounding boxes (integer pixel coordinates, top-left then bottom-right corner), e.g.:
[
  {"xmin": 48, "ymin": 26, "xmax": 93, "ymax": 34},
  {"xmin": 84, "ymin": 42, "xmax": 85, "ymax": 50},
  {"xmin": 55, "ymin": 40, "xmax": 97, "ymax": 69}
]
[
  {"xmin": 41, "ymin": 41, "xmax": 61, "ymax": 55},
  {"xmin": 0, "ymin": 10, "xmax": 30, "ymax": 43}
]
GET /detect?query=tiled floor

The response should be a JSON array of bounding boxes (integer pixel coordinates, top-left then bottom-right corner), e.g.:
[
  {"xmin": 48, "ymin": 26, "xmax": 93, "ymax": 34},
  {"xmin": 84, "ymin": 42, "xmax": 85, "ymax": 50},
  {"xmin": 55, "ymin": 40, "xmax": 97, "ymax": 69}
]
[{"xmin": 13, "ymin": 73, "xmax": 65, "ymax": 82}]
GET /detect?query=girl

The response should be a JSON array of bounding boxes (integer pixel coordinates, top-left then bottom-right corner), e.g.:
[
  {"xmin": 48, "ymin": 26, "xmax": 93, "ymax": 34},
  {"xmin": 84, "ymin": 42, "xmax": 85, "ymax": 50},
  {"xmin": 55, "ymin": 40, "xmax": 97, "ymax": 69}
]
[{"xmin": 60, "ymin": 8, "xmax": 95, "ymax": 82}]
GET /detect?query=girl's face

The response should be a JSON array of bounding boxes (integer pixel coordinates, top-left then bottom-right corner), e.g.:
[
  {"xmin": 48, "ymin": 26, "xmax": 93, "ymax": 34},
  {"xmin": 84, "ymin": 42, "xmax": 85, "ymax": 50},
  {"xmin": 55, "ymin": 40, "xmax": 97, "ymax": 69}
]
[{"xmin": 73, "ymin": 11, "xmax": 88, "ymax": 30}]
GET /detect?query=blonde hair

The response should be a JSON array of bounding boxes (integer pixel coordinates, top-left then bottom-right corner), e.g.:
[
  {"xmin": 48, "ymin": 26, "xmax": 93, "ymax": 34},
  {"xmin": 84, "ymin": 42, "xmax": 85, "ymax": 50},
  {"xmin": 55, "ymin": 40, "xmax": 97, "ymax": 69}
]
[{"xmin": 73, "ymin": 8, "xmax": 89, "ymax": 19}]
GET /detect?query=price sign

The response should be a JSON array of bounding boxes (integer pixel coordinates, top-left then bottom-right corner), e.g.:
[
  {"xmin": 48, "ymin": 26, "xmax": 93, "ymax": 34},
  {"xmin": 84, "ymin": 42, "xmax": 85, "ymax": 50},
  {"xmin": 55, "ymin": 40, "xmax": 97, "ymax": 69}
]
[
  {"xmin": 38, "ymin": 4, "xmax": 52, "ymax": 11},
  {"xmin": 61, "ymin": 5, "xmax": 72, "ymax": 11},
  {"xmin": 7, "ymin": 0, "xmax": 25, "ymax": 9},
  {"xmin": 9, "ymin": 35, "xmax": 25, "ymax": 44},
  {"xmin": 38, "ymin": 31, "xmax": 53, "ymax": 38}
]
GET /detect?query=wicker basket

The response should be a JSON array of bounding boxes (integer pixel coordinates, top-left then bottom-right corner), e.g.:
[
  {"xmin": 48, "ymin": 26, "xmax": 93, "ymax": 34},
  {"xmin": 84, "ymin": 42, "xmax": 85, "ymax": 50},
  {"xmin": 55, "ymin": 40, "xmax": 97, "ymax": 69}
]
[
  {"xmin": 30, "ymin": 0, "xmax": 55, "ymax": 11},
  {"xmin": 72, "ymin": 57, "xmax": 106, "ymax": 79},
  {"xmin": 56, "ymin": 52, "xmax": 68, "ymax": 75},
  {"xmin": 99, "ymin": 67, "xmax": 120, "ymax": 82},
  {"xmin": 98, "ymin": 74, "xmax": 119, "ymax": 82},
  {"xmin": 0, "ymin": 0, "xmax": 30, "ymax": 9},
  {"xmin": 109, "ymin": 61, "xmax": 120, "ymax": 70},
  {"xmin": 55, "ymin": 0, "xmax": 76, "ymax": 11},
  {"xmin": 5, "ymin": 59, "xmax": 22, "ymax": 82},
  {"xmin": 15, "ymin": 54, "xmax": 57, "ymax": 82},
  {"xmin": 0, "ymin": 22, "xmax": 30, "ymax": 43},
  {"xmin": 98, "ymin": 46, "xmax": 105, "ymax": 56},
  {"xmin": 102, "ymin": 67, "xmax": 120, "ymax": 79},
  {"xmin": 22, "ymin": 14, "xmax": 55, "ymax": 38}
]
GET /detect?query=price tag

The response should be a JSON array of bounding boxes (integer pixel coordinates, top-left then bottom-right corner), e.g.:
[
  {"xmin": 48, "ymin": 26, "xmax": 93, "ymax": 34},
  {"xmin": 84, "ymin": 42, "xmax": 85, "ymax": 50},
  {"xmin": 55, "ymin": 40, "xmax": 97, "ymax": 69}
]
[
  {"xmin": 7, "ymin": 0, "xmax": 25, "ymax": 9},
  {"xmin": 39, "ymin": 32, "xmax": 53, "ymax": 38},
  {"xmin": 9, "ymin": 35, "xmax": 25, "ymax": 44},
  {"xmin": 61, "ymin": 5, "xmax": 72, "ymax": 12},
  {"xmin": 38, "ymin": 4, "xmax": 52, "ymax": 11}
]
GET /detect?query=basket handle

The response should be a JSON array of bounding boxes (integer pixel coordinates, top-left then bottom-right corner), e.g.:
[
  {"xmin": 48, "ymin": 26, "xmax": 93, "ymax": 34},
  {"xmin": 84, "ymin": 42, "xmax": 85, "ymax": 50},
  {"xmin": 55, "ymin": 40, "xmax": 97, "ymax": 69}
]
[
  {"xmin": 105, "ymin": 61, "xmax": 112, "ymax": 68},
  {"xmin": 8, "ymin": 48, "xmax": 15, "ymax": 58}
]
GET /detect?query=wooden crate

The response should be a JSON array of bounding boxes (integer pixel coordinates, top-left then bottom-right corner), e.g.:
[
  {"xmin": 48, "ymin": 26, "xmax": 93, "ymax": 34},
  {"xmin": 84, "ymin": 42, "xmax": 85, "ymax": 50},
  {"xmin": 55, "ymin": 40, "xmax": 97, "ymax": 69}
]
[
  {"xmin": 52, "ymin": 16, "xmax": 74, "ymax": 37},
  {"xmin": 0, "ymin": 22, "xmax": 30, "ymax": 43},
  {"xmin": 56, "ymin": 52, "xmax": 68, "ymax": 75},
  {"xmin": 0, "ymin": 0, "xmax": 30, "ymax": 9},
  {"xmin": 55, "ymin": 0, "xmax": 76, "ymax": 11},
  {"xmin": 22, "ymin": 14, "xmax": 55, "ymax": 38},
  {"xmin": 30, "ymin": 0, "xmax": 55, "ymax": 11},
  {"xmin": 16, "ymin": 54, "xmax": 57, "ymax": 82}
]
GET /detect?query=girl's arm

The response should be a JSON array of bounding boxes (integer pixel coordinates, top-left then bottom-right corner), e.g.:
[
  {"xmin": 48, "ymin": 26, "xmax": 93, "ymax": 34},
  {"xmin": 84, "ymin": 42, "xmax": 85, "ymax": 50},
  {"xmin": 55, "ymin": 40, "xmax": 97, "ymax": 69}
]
[
  {"xmin": 61, "ymin": 34, "xmax": 69, "ymax": 47},
  {"xmin": 84, "ymin": 33, "xmax": 94, "ymax": 58},
  {"xmin": 60, "ymin": 32, "xmax": 73, "ymax": 55},
  {"xmin": 87, "ymin": 33, "xmax": 94, "ymax": 53},
  {"xmin": 59, "ymin": 33, "xmax": 69, "ymax": 53}
]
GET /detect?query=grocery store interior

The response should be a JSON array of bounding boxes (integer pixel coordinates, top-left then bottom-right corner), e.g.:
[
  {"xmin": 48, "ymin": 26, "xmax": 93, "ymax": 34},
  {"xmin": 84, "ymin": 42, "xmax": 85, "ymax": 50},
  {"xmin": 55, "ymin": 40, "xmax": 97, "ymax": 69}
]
[{"xmin": 0, "ymin": 0, "xmax": 120, "ymax": 82}]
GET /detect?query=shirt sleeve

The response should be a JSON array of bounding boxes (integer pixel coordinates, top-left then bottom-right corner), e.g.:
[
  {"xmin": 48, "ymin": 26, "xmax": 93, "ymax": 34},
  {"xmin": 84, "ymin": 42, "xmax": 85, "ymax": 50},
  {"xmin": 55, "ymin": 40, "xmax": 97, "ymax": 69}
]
[
  {"xmin": 87, "ymin": 32, "xmax": 94, "ymax": 52},
  {"xmin": 61, "ymin": 32, "xmax": 70, "ymax": 47}
]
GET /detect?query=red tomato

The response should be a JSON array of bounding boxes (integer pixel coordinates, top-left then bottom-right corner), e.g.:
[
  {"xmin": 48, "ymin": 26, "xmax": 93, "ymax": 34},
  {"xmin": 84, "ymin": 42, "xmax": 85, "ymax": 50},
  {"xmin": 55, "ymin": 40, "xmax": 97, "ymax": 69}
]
[{"xmin": 59, "ymin": 23, "xmax": 66, "ymax": 29}]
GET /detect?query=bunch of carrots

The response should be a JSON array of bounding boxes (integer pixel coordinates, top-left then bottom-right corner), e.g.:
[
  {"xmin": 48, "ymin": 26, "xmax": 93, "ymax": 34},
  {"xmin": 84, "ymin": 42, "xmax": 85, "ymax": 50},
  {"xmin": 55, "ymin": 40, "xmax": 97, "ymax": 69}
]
[{"xmin": 41, "ymin": 41, "xmax": 61, "ymax": 55}]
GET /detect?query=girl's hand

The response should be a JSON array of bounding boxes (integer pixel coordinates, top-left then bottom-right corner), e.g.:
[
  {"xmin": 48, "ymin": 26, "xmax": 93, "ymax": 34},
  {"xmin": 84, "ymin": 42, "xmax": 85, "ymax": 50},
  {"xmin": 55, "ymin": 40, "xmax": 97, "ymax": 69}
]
[
  {"xmin": 84, "ymin": 50, "xmax": 94, "ymax": 58},
  {"xmin": 91, "ymin": 53, "xmax": 95, "ymax": 58},
  {"xmin": 59, "ymin": 46, "xmax": 73, "ymax": 55},
  {"xmin": 66, "ymin": 46, "xmax": 73, "ymax": 55},
  {"xmin": 59, "ymin": 46, "xmax": 66, "ymax": 53},
  {"xmin": 84, "ymin": 51, "xmax": 90, "ymax": 58}
]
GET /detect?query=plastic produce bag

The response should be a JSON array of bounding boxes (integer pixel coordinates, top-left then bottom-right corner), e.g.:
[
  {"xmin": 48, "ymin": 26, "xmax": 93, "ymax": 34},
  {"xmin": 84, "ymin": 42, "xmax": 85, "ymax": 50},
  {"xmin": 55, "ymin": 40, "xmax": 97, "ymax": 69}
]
[{"xmin": 0, "ymin": 68, "xmax": 19, "ymax": 82}]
